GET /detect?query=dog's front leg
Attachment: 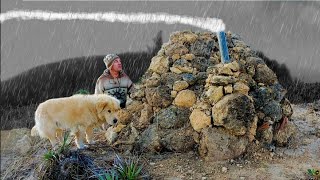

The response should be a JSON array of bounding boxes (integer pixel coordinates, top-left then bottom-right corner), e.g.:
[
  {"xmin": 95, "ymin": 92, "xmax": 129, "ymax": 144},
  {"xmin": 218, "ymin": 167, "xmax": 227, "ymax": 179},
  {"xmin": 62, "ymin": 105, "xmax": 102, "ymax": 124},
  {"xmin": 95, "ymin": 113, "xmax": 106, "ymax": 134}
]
[{"xmin": 75, "ymin": 131, "xmax": 87, "ymax": 149}]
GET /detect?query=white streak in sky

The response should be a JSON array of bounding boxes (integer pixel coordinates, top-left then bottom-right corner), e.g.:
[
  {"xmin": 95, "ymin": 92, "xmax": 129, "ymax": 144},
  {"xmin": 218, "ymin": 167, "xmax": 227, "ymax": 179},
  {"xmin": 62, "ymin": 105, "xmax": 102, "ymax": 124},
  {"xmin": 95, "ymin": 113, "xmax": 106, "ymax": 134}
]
[{"xmin": 0, "ymin": 10, "xmax": 226, "ymax": 32}]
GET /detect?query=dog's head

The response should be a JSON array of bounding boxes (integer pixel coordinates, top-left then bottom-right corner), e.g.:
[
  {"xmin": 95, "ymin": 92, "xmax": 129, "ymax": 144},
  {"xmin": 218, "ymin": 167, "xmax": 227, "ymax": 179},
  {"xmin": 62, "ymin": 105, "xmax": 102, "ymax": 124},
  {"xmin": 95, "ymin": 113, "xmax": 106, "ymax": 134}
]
[{"xmin": 96, "ymin": 95, "xmax": 121, "ymax": 127}]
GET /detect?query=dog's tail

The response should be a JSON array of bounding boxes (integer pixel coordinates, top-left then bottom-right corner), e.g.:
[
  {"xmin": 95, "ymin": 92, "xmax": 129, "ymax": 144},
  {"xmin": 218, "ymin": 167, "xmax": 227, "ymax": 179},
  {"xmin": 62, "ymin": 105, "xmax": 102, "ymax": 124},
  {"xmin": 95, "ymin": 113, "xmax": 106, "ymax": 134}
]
[{"xmin": 31, "ymin": 126, "xmax": 39, "ymax": 136}]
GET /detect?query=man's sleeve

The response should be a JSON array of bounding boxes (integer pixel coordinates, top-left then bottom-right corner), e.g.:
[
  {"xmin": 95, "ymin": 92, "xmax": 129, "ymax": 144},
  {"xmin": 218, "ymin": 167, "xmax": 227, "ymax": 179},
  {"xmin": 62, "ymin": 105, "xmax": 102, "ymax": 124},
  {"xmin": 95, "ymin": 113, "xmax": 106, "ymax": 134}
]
[{"xmin": 95, "ymin": 78, "xmax": 102, "ymax": 94}]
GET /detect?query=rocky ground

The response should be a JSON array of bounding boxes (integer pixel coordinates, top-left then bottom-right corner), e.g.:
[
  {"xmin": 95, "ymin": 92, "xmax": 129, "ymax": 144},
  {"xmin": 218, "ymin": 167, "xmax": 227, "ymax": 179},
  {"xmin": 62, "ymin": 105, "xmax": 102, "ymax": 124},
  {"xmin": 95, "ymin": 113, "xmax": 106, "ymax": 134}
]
[{"xmin": 1, "ymin": 102, "xmax": 319, "ymax": 180}]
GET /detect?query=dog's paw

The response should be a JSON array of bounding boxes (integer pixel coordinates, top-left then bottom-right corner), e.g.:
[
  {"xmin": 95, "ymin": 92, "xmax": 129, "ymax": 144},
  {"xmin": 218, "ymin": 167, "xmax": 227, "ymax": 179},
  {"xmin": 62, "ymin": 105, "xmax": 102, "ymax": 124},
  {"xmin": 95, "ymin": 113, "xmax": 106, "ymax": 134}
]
[
  {"xmin": 87, "ymin": 140, "xmax": 96, "ymax": 145},
  {"xmin": 77, "ymin": 144, "xmax": 88, "ymax": 150}
]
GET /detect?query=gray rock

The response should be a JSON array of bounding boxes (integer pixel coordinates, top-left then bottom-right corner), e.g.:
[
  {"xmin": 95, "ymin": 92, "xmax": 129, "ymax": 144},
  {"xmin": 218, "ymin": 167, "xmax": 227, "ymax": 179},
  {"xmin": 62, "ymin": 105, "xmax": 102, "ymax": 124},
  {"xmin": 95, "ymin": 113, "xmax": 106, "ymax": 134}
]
[
  {"xmin": 161, "ymin": 126, "xmax": 195, "ymax": 152},
  {"xmin": 273, "ymin": 121, "xmax": 297, "ymax": 147},
  {"xmin": 199, "ymin": 127, "xmax": 249, "ymax": 161},
  {"xmin": 145, "ymin": 86, "xmax": 172, "ymax": 108},
  {"xmin": 182, "ymin": 73, "xmax": 197, "ymax": 85},
  {"xmin": 160, "ymin": 72, "xmax": 182, "ymax": 89},
  {"xmin": 191, "ymin": 57, "xmax": 212, "ymax": 72},
  {"xmin": 254, "ymin": 64, "xmax": 277, "ymax": 85},
  {"xmin": 262, "ymin": 101, "xmax": 282, "ymax": 122},
  {"xmin": 190, "ymin": 39, "xmax": 215, "ymax": 58},
  {"xmin": 270, "ymin": 83, "xmax": 287, "ymax": 102},
  {"xmin": 155, "ymin": 105, "xmax": 190, "ymax": 129},
  {"xmin": 137, "ymin": 125, "xmax": 163, "ymax": 152}
]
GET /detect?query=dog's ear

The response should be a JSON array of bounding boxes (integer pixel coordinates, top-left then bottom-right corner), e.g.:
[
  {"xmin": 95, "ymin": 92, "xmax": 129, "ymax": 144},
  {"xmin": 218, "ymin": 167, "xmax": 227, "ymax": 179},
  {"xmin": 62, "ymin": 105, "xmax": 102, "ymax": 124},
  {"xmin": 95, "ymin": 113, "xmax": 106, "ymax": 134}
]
[{"xmin": 96, "ymin": 101, "xmax": 109, "ymax": 113}]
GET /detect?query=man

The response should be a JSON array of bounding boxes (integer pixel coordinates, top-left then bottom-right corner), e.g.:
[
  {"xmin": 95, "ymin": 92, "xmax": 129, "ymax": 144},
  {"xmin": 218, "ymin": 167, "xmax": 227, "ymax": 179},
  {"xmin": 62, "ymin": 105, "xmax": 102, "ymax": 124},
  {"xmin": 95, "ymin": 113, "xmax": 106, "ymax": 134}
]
[{"xmin": 95, "ymin": 54, "xmax": 133, "ymax": 108}]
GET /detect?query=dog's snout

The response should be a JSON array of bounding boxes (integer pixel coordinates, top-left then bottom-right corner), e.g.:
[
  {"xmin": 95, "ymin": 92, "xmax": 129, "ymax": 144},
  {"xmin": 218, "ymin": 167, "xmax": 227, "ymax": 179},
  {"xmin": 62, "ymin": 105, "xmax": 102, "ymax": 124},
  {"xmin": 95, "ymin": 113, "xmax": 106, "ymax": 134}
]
[{"xmin": 113, "ymin": 119, "xmax": 118, "ymax": 124}]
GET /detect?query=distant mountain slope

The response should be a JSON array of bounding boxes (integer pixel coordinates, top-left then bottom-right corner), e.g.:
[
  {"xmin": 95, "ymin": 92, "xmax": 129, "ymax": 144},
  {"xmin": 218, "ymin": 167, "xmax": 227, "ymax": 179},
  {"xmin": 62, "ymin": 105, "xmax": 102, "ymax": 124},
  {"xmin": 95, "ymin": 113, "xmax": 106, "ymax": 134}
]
[{"xmin": 1, "ymin": 31, "xmax": 162, "ymax": 108}]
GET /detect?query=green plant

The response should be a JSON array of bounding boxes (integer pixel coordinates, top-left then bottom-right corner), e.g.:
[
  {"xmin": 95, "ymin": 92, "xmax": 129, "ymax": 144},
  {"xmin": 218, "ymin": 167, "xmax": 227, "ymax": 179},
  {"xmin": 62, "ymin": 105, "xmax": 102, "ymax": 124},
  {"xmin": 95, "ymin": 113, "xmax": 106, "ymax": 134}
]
[
  {"xmin": 97, "ymin": 169, "xmax": 119, "ymax": 180},
  {"xmin": 43, "ymin": 131, "xmax": 73, "ymax": 162},
  {"xmin": 74, "ymin": 89, "xmax": 90, "ymax": 95},
  {"xmin": 43, "ymin": 150, "xmax": 57, "ymax": 162},
  {"xmin": 113, "ymin": 155, "xmax": 143, "ymax": 180},
  {"xmin": 307, "ymin": 168, "xmax": 319, "ymax": 179},
  {"xmin": 57, "ymin": 131, "xmax": 73, "ymax": 154}
]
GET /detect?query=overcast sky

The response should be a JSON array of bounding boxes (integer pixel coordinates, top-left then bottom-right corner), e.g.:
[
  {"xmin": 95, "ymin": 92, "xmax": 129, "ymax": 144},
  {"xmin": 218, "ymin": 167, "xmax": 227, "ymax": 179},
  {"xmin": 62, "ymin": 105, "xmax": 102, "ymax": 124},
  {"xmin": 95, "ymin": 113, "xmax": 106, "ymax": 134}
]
[{"xmin": 1, "ymin": 1, "xmax": 320, "ymax": 82}]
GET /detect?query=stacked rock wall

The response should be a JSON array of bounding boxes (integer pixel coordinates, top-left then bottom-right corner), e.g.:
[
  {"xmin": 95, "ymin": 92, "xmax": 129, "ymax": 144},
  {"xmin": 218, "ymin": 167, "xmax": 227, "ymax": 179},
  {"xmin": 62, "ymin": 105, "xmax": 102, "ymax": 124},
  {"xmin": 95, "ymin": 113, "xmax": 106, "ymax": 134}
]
[{"xmin": 117, "ymin": 31, "xmax": 296, "ymax": 161}]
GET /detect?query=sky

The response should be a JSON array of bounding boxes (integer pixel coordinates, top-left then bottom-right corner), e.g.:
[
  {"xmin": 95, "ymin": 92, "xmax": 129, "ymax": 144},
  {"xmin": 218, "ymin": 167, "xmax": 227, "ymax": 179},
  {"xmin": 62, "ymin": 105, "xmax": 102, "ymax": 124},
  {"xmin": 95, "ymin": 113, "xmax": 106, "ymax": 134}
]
[{"xmin": 1, "ymin": 0, "xmax": 320, "ymax": 82}]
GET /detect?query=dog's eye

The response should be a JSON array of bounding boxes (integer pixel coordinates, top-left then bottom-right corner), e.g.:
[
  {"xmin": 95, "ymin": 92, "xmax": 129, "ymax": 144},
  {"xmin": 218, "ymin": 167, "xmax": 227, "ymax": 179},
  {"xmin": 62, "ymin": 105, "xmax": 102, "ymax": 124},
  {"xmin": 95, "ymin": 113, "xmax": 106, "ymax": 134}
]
[{"xmin": 108, "ymin": 110, "xmax": 111, "ymax": 113}]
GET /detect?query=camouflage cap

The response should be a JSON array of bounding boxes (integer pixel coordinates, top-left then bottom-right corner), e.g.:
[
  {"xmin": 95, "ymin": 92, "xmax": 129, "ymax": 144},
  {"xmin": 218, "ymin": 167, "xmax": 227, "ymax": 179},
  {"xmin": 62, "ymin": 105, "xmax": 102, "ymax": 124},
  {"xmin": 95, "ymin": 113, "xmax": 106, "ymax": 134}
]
[{"xmin": 103, "ymin": 54, "xmax": 120, "ymax": 69}]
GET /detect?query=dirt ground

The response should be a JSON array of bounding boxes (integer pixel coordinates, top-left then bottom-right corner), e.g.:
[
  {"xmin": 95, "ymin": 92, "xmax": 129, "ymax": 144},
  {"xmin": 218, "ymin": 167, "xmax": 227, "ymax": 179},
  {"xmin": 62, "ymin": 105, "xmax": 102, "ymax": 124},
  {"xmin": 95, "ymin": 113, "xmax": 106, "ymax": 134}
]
[{"xmin": 1, "ymin": 103, "xmax": 319, "ymax": 180}]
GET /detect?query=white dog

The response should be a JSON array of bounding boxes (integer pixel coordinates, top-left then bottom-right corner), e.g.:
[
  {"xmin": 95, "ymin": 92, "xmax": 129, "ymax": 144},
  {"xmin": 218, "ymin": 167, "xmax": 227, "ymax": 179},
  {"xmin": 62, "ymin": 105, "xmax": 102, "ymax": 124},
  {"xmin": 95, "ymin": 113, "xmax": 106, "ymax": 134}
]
[{"xmin": 31, "ymin": 94, "xmax": 120, "ymax": 149}]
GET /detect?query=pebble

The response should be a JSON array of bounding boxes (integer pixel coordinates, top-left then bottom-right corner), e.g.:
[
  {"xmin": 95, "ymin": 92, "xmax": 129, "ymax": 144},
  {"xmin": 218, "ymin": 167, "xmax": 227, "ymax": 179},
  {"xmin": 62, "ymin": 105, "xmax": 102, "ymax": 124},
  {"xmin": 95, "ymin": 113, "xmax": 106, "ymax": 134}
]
[
  {"xmin": 201, "ymin": 177, "xmax": 207, "ymax": 180},
  {"xmin": 222, "ymin": 167, "xmax": 228, "ymax": 173},
  {"xmin": 150, "ymin": 162, "xmax": 156, "ymax": 166},
  {"xmin": 236, "ymin": 164, "xmax": 243, "ymax": 168}
]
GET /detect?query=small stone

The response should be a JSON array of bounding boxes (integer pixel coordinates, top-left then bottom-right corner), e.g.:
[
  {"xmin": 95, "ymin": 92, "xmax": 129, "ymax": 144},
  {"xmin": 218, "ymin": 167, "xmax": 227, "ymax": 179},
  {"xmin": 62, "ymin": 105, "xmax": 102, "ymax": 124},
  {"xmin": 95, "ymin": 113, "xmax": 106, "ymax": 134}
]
[
  {"xmin": 206, "ymin": 75, "xmax": 236, "ymax": 86},
  {"xmin": 233, "ymin": 82, "xmax": 250, "ymax": 95},
  {"xmin": 171, "ymin": 91, "xmax": 177, "ymax": 98},
  {"xmin": 224, "ymin": 85, "xmax": 233, "ymax": 94},
  {"xmin": 170, "ymin": 67, "xmax": 183, "ymax": 74},
  {"xmin": 174, "ymin": 90, "xmax": 197, "ymax": 108},
  {"xmin": 150, "ymin": 162, "xmax": 156, "ymax": 166},
  {"xmin": 182, "ymin": 53, "xmax": 196, "ymax": 61},
  {"xmin": 190, "ymin": 109, "xmax": 211, "ymax": 132},
  {"xmin": 222, "ymin": 167, "xmax": 228, "ymax": 173},
  {"xmin": 149, "ymin": 56, "xmax": 169, "ymax": 74},
  {"xmin": 218, "ymin": 66, "xmax": 233, "ymax": 76},
  {"xmin": 172, "ymin": 54, "xmax": 180, "ymax": 61},
  {"xmin": 173, "ymin": 81, "xmax": 189, "ymax": 91},
  {"xmin": 225, "ymin": 61, "xmax": 240, "ymax": 72},
  {"xmin": 205, "ymin": 86, "xmax": 224, "ymax": 104}
]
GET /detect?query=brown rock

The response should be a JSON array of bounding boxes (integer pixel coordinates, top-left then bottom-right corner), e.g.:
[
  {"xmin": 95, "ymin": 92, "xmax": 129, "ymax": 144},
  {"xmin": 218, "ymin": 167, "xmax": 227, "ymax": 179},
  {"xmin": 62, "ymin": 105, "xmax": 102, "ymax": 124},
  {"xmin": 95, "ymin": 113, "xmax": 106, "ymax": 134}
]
[
  {"xmin": 170, "ymin": 67, "xmax": 183, "ymax": 74},
  {"xmin": 117, "ymin": 109, "xmax": 132, "ymax": 125},
  {"xmin": 173, "ymin": 81, "xmax": 189, "ymax": 91},
  {"xmin": 206, "ymin": 75, "xmax": 236, "ymax": 86},
  {"xmin": 224, "ymin": 85, "xmax": 233, "ymax": 94},
  {"xmin": 281, "ymin": 98, "xmax": 293, "ymax": 118},
  {"xmin": 134, "ymin": 104, "xmax": 153, "ymax": 130},
  {"xmin": 164, "ymin": 43, "xmax": 189, "ymax": 56},
  {"xmin": 212, "ymin": 94, "xmax": 255, "ymax": 136},
  {"xmin": 218, "ymin": 66, "xmax": 234, "ymax": 76},
  {"xmin": 174, "ymin": 90, "xmax": 197, "ymax": 108},
  {"xmin": 190, "ymin": 109, "xmax": 211, "ymax": 132},
  {"xmin": 172, "ymin": 54, "xmax": 180, "ymax": 61},
  {"xmin": 248, "ymin": 116, "xmax": 258, "ymax": 142},
  {"xmin": 225, "ymin": 61, "xmax": 240, "ymax": 72},
  {"xmin": 205, "ymin": 86, "xmax": 224, "ymax": 104},
  {"xmin": 149, "ymin": 56, "xmax": 169, "ymax": 74},
  {"xmin": 182, "ymin": 53, "xmax": 196, "ymax": 61},
  {"xmin": 233, "ymin": 82, "xmax": 250, "ymax": 95}
]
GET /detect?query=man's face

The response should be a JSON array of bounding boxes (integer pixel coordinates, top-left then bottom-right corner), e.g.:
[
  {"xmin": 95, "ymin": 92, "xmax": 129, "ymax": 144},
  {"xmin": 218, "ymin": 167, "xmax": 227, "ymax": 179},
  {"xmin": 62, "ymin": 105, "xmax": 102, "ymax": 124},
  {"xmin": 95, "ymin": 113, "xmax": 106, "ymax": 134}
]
[{"xmin": 111, "ymin": 58, "xmax": 122, "ymax": 72}]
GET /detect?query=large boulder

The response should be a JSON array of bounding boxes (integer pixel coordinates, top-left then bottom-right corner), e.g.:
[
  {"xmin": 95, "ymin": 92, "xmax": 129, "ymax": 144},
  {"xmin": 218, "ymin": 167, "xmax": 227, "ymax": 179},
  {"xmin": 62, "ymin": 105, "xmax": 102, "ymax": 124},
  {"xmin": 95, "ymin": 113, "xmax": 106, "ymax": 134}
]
[
  {"xmin": 212, "ymin": 94, "xmax": 255, "ymax": 136},
  {"xmin": 199, "ymin": 127, "xmax": 249, "ymax": 161}
]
